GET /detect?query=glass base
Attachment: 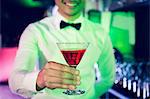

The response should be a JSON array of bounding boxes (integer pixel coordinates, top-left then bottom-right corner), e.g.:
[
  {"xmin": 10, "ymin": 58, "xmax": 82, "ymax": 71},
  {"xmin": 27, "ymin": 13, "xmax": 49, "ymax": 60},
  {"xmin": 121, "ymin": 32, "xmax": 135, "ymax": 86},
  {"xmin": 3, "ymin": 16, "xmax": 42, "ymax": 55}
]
[{"xmin": 63, "ymin": 89, "xmax": 85, "ymax": 95}]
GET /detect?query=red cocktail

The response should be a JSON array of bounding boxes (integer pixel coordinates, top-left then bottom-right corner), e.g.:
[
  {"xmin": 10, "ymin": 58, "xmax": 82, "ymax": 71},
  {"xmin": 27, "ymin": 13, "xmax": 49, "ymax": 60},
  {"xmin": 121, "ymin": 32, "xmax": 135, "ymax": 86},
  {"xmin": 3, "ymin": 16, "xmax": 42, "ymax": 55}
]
[{"xmin": 61, "ymin": 49, "xmax": 86, "ymax": 68}]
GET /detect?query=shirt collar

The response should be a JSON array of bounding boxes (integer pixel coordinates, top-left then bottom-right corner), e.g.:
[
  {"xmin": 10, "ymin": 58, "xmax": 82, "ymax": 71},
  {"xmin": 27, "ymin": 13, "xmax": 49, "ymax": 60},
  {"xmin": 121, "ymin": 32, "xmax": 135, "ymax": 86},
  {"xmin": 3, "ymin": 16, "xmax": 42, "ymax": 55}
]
[{"xmin": 54, "ymin": 11, "xmax": 84, "ymax": 30}]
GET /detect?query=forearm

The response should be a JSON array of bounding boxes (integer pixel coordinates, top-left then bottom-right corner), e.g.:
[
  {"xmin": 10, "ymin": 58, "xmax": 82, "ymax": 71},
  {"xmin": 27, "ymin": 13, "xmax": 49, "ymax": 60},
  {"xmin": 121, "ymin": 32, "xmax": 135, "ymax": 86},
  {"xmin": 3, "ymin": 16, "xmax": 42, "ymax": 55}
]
[{"xmin": 9, "ymin": 52, "xmax": 39, "ymax": 97}]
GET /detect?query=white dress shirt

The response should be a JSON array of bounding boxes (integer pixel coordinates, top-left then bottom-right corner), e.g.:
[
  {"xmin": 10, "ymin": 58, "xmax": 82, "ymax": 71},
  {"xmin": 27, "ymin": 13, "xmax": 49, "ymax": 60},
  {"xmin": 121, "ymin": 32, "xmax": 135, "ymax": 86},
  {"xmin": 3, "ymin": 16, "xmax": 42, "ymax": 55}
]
[{"xmin": 9, "ymin": 11, "xmax": 116, "ymax": 99}]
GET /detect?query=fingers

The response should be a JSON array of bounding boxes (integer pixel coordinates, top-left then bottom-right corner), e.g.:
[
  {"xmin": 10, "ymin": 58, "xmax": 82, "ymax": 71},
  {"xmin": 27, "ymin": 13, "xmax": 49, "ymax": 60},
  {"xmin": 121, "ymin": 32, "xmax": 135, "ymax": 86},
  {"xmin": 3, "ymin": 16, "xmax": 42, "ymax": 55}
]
[
  {"xmin": 44, "ymin": 69, "xmax": 80, "ymax": 80},
  {"xmin": 45, "ymin": 61, "xmax": 79, "ymax": 75}
]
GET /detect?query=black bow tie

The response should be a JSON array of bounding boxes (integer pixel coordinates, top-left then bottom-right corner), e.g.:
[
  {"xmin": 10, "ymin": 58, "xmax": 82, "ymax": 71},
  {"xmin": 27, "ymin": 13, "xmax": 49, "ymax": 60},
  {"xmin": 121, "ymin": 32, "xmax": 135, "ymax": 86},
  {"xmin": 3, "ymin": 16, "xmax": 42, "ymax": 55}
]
[{"xmin": 60, "ymin": 21, "xmax": 81, "ymax": 30}]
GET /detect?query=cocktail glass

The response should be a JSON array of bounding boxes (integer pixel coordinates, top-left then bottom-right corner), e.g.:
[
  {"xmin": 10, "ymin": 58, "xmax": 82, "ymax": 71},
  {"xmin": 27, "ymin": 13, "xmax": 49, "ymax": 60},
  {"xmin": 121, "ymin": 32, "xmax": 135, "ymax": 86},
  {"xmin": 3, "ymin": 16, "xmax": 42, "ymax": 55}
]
[{"xmin": 57, "ymin": 42, "xmax": 89, "ymax": 95}]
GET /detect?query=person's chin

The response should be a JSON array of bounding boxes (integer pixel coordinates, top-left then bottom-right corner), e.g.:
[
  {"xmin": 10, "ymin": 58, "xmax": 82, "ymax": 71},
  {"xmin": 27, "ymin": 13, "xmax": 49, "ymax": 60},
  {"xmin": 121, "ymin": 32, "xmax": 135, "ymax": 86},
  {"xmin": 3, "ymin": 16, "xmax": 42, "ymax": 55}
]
[
  {"xmin": 64, "ymin": 10, "xmax": 78, "ymax": 16},
  {"xmin": 67, "ymin": 13, "xmax": 80, "ymax": 18}
]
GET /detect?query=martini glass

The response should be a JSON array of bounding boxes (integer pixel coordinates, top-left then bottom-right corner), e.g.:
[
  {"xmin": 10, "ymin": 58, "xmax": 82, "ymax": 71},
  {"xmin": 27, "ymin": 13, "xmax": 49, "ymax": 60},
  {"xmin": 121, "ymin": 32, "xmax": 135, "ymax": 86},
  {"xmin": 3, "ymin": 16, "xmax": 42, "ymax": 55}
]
[{"xmin": 57, "ymin": 42, "xmax": 89, "ymax": 95}]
